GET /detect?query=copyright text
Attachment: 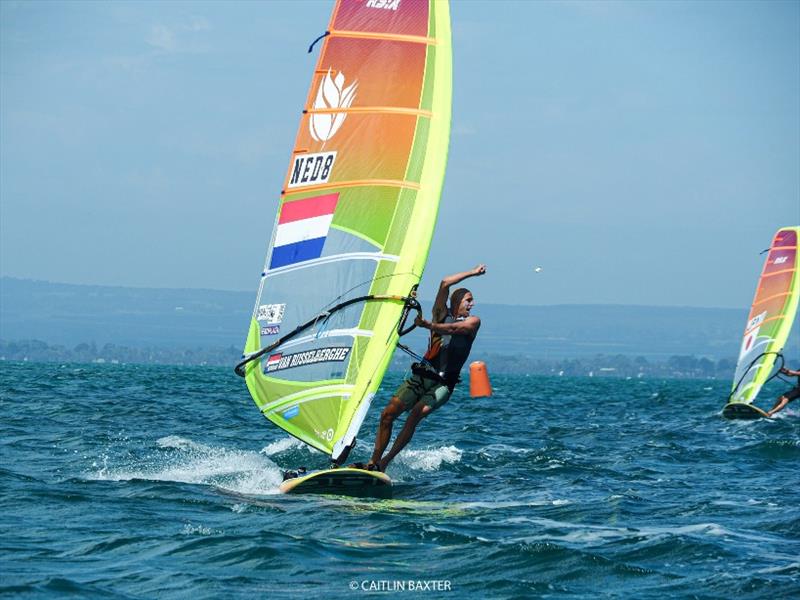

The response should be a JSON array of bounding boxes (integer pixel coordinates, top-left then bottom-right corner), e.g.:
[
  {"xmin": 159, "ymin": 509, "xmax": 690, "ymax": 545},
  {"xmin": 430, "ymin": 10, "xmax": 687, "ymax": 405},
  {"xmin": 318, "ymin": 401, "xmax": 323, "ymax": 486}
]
[{"xmin": 349, "ymin": 580, "xmax": 452, "ymax": 593}]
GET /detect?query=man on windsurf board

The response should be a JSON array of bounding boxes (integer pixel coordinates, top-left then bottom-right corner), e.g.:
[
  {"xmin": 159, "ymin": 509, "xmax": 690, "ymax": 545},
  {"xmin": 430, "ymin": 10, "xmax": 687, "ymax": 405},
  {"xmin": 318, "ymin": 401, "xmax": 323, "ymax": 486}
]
[
  {"xmin": 767, "ymin": 366, "xmax": 800, "ymax": 417},
  {"xmin": 350, "ymin": 264, "xmax": 485, "ymax": 472}
]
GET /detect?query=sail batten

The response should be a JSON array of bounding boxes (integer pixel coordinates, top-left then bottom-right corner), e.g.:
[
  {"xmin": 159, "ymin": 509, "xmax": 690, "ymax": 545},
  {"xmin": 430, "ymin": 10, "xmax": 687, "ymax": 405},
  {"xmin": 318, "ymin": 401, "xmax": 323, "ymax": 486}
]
[
  {"xmin": 305, "ymin": 107, "xmax": 433, "ymax": 117},
  {"xmin": 240, "ymin": 0, "xmax": 452, "ymax": 460},
  {"xmin": 281, "ymin": 180, "xmax": 422, "ymax": 195},
  {"xmin": 328, "ymin": 29, "xmax": 438, "ymax": 45},
  {"xmin": 263, "ymin": 252, "xmax": 401, "ymax": 278}
]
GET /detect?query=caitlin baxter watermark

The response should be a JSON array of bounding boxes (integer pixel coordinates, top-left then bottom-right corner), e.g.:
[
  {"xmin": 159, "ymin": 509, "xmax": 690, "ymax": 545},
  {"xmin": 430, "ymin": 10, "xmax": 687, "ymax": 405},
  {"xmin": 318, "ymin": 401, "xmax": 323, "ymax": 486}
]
[{"xmin": 349, "ymin": 579, "xmax": 452, "ymax": 593}]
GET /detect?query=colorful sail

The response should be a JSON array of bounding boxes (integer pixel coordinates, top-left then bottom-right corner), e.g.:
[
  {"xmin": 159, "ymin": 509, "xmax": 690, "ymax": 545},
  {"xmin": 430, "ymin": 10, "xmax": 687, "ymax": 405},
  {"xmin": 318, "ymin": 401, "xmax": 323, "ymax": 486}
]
[
  {"xmin": 236, "ymin": 0, "xmax": 452, "ymax": 460},
  {"xmin": 730, "ymin": 227, "xmax": 800, "ymax": 404}
]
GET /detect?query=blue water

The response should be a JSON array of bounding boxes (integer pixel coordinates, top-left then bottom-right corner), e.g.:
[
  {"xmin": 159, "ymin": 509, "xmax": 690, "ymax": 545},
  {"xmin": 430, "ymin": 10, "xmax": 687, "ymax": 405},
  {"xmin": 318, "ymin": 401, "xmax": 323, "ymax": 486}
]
[{"xmin": 1, "ymin": 361, "xmax": 798, "ymax": 598}]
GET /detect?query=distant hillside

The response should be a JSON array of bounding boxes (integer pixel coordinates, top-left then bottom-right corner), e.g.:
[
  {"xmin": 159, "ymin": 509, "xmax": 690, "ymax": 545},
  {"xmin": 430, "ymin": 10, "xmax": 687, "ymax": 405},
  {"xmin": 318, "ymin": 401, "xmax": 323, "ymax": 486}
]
[
  {"xmin": 3, "ymin": 276, "xmax": 795, "ymax": 361},
  {"xmin": 1, "ymin": 277, "xmax": 246, "ymax": 349}
]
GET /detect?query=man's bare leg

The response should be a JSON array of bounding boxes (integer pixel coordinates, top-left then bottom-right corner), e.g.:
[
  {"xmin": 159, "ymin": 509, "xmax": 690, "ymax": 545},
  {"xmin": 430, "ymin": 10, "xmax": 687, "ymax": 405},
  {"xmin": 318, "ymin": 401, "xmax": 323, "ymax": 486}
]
[
  {"xmin": 768, "ymin": 395, "xmax": 789, "ymax": 417},
  {"xmin": 369, "ymin": 397, "xmax": 405, "ymax": 467},
  {"xmin": 379, "ymin": 404, "xmax": 432, "ymax": 470}
]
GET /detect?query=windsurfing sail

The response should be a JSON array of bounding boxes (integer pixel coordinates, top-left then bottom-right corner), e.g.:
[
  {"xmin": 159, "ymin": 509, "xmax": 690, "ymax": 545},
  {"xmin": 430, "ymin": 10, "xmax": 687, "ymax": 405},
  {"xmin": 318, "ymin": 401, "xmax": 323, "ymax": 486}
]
[
  {"xmin": 235, "ymin": 0, "xmax": 452, "ymax": 461},
  {"xmin": 729, "ymin": 226, "xmax": 800, "ymax": 404}
]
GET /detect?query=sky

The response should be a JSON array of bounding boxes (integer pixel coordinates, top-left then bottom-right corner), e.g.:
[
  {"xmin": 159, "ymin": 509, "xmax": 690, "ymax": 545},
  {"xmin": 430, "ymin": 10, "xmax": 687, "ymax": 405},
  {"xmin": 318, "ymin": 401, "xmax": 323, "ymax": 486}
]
[{"xmin": 1, "ymin": 0, "xmax": 798, "ymax": 309}]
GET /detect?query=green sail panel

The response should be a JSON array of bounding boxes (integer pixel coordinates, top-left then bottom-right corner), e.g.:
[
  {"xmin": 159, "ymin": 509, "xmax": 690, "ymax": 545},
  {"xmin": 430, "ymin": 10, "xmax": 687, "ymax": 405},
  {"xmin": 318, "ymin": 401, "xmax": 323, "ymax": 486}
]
[{"xmin": 241, "ymin": 0, "xmax": 452, "ymax": 459}]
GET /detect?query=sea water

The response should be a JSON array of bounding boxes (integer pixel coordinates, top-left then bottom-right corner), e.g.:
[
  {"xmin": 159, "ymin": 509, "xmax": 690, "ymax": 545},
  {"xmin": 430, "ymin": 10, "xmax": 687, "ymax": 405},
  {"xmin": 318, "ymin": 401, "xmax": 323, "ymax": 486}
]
[{"xmin": 1, "ymin": 361, "xmax": 798, "ymax": 598}]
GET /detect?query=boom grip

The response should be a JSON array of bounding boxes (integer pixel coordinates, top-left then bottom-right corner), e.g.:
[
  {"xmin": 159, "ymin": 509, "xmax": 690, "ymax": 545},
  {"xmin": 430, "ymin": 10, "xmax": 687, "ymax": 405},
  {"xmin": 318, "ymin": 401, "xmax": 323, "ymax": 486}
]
[{"xmin": 397, "ymin": 297, "xmax": 422, "ymax": 337}]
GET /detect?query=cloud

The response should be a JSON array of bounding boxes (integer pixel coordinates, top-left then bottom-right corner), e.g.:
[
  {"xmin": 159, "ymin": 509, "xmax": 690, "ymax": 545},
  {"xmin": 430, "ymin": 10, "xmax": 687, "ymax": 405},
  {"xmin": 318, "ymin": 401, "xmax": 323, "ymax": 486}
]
[
  {"xmin": 147, "ymin": 23, "xmax": 177, "ymax": 52},
  {"xmin": 563, "ymin": 0, "xmax": 638, "ymax": 18},
  {"xmin": 452, "ymin": 123, "xmax": 477, "ymax": 136},
  {"xmin": 146, "ymin": 17, "xmax": 212, "ymax": 54},
  {"xmin": 186, "ymin": 16, "xmax": 210, "ymax": 32}
]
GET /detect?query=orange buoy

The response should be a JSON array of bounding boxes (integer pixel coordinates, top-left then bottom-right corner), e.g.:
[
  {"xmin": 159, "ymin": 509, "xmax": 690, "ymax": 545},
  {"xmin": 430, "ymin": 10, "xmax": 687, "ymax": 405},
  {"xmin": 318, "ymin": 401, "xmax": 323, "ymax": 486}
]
[{"xmin": 469, "ymin": 361, "xmax": 492, "ymax": 398}]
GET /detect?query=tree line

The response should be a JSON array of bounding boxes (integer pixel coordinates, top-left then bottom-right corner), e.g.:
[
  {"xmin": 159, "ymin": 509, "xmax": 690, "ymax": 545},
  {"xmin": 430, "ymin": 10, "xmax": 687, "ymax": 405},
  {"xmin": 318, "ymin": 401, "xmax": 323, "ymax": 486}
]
[{"xmin": 1, "ymin": 339, "xmax": 738, "ymax": 379}]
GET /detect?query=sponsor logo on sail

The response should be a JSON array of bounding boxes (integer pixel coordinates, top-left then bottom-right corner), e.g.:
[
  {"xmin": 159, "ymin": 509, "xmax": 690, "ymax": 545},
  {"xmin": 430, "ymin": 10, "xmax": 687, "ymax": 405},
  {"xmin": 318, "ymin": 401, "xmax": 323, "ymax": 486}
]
[
  {"xmin": 288, "ymin": 151, "xmax": 336, "ymax": 189},
  {"xmin": 739, "ymin": 311, "xmax": 767, "ymax": 359},
  {"xmin": 261, "ymin": 325, "xmax": 280, "ymax": 336},
  {"xmin": 257, "ymin": 303, "xmax": 286, "ymax": 324},
  {"xmin": 282, "ymin": 405, "xmax": 300, "ymax": 420},
  {"xmin": 365, "ymin": 0, "xmax": 401, "ymax": 9},
  {"xmin": 265, "ymin": 347, "xmax": 351, "ymax": 373},
  {"xmin": 774, "ymin": 256, "xmax": 788, "ymax": 265},
  {"xmin": 315, "ymin": 427, "xmax": 334, "ymax": 442},
  {"xmin": 745, "ymin": 311, "xmax": 767, "ymax": 333},
  {"xmin": 309, "ymin": 68, "xmax": 357, "ymax": 142}
]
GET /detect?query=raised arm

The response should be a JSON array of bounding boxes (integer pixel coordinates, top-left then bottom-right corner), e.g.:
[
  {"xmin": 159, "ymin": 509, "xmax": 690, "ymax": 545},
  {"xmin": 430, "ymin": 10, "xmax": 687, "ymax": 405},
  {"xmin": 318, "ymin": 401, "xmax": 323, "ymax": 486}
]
[
  {"xmin": 430, "ymin": 264, "xmax": 487, "ymax": 322},
  {"xmin": 418, "ymin": 315, "xmax": 481, "ymax": 337},
  {"xmin": 780, "ymin": 367, "xmax": 800, "ymax": 377}
]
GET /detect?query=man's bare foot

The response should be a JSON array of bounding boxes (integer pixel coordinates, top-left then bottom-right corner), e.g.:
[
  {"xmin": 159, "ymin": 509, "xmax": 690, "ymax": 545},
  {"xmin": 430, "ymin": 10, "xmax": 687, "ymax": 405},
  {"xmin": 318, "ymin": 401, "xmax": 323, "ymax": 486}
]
[{"xmin": 348, "ymin": 462, "xmax": 383, "ymax": 471}]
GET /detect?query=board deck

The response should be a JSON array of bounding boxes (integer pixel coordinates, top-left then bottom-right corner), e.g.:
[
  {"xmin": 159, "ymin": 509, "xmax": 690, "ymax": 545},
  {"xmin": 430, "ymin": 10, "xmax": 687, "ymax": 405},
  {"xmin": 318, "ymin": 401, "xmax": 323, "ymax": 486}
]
[
  {"xmin": 279, "ymin": 467, "xmax": 392, "ymax": 499},
  {"xmin": 722, "ymin": 402, "xmax": 770, "ymax": 420}
]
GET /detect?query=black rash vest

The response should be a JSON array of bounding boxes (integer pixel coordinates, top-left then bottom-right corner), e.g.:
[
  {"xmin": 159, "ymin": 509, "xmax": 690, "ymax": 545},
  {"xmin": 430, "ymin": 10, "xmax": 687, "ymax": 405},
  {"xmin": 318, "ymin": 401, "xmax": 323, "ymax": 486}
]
[{"xmin": 423, "ymin": 314, "xmax": 476, "ymax": 390}]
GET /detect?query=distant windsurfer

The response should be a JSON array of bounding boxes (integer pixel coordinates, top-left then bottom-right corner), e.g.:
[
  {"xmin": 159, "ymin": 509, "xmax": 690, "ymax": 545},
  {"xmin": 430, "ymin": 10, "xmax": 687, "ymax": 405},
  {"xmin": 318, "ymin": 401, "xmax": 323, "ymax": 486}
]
[
  {"xmin": 349, "ymin": 265, "xmax": 485, "ymax": 472},
  {"xmin": 767, "ymin": 366, "xmax": 800, "ymax": 417}
]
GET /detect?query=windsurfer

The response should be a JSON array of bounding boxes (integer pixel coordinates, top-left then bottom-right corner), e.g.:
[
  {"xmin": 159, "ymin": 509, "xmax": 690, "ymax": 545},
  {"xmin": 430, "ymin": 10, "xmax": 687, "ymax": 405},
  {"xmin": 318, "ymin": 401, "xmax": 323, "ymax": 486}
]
[
  {"xmin": 351, "ymin": 264, "xmax": 486, "ymax": 472},
  {"xmin": 767, "ymin": 366, "xmax": 800, "ymax": 417}
]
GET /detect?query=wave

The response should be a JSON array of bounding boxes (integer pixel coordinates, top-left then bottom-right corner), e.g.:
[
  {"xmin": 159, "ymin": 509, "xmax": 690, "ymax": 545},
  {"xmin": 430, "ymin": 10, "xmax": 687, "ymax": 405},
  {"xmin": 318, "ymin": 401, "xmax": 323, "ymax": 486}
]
[
  {"xmin": 733, "ymin": 438, "xmax": 800, "ymax": 459},
  {"xmin": 86, "ymin": 436, "xmax": 284, "ymax": 495},
  {"xmin": 261, "ymin": 436, "xmax": 307, "ymax": 456},
  {"xmin": 394, "ymin": 445, "xmax": 463, "ymax": 471}
]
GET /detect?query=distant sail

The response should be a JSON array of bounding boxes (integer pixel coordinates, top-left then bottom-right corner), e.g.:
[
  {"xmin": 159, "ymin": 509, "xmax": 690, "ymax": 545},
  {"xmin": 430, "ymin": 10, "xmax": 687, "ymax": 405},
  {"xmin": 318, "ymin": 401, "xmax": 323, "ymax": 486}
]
[
  {"xmin": 730, "ymin": 227, "xmax": 800, "ymax": 404},
  {"xmin": 236, "ymin": 0, "xmax": 452, "ymax": 460}
]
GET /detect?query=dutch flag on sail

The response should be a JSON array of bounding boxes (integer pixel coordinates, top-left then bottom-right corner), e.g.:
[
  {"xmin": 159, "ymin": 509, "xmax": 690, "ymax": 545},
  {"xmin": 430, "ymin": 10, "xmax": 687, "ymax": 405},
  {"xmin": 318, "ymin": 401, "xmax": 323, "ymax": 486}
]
[
  {"xmin": 269, "ymin": 193, "xmax": 339, "ymax": 269},
  {"xmin": 266, "ymin": 353, "xmax": 282, "ymax": 372}
]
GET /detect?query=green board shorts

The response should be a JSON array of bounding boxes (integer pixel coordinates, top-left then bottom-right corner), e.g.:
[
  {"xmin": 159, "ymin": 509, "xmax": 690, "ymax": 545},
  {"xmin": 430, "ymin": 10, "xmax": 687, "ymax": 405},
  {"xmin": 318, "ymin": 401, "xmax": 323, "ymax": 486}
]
[{"xmin": 395, "ymin": 374, "xmax": 452, "ymax": 413}]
